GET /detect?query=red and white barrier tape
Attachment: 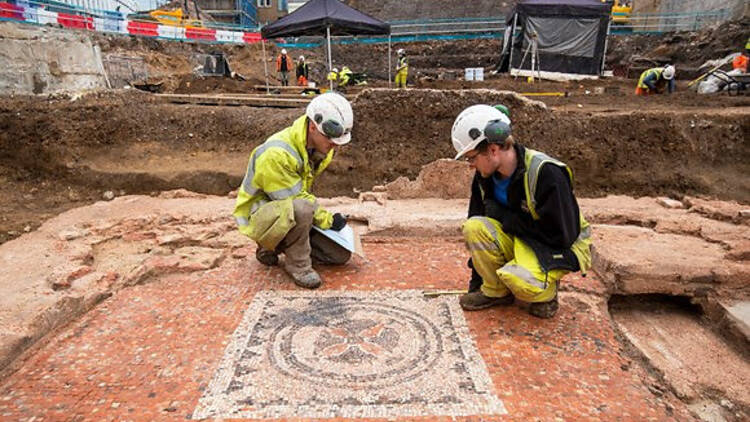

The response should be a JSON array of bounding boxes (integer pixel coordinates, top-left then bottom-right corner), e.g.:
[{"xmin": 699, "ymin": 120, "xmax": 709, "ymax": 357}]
[{"xmin": 0, "ymin": 2, "xmax": 262, "ymax": 45}]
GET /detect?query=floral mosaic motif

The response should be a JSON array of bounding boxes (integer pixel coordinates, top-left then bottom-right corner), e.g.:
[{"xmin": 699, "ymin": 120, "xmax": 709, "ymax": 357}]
[
  {"xmin": 193, "ymin": 290, "xmax": 506, "ymax": 419},
  {"xmin": 314, "ymin": 319, "xmax": 401, "ymax": 363}
]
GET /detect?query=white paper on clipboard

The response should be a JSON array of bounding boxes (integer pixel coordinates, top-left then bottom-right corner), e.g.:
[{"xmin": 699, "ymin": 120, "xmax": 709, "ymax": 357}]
[{"xmin": 312, "ymin": 223, "xmax": 365, "ymax": 257}]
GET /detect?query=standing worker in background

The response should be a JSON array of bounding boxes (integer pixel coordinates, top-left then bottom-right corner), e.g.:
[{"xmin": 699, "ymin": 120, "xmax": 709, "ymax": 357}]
[
  {"xmin": 296, "ymin": 55, "xmax": 310, "ymax": 87},
  {"xmin": 635, "ymin": 64, "xmax": 675, "ymax": 95},
  {"xmin": 233, "ymin": 93, "xmax": 354, "ymax": 288},
  {"xmin": 450, "ymin": 104, "xmax": 592, "ymax": 318},
  {"xmin": 276, "ymin": 48, "xmax": 294, "ymax": 86},
  {"xmin": 395, "ymin": 48, "xmax": 408, "ymax": 88}
]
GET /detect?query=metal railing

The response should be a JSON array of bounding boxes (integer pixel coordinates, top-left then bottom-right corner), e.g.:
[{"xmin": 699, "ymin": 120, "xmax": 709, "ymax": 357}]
[
  {"xmin": 611, "ymin": 9, "xmax": 732, "ymax": 33},
  {"xmin": 389, "ymin": 16, "xmax": 505, "ymax": 36}
]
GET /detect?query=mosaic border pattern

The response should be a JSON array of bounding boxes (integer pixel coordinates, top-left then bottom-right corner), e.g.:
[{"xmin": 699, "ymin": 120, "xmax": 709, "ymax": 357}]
[{"xmin": 193, "ymin": 290, "xmax": 506, "ymax": 419}]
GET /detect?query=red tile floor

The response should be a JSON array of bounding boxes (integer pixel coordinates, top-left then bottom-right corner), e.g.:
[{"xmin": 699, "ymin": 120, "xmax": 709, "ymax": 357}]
[{"xmin": 0, "ymin": 238, "xmax": 692, "ymax": 421}]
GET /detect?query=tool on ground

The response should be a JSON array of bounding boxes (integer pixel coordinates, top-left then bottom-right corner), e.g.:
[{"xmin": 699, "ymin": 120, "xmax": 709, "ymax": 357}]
[
  {"xmin": 424, "ymin": 289, "xmax": 468, "ymax": 297},
  {"xmin": 688, "ymin": 55, "xmax": 736, "ymax": 88}
]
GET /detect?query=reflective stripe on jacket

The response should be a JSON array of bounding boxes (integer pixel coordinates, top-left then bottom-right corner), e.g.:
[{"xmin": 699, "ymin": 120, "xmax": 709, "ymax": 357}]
[{"xmin": 233, "ymin": 115, "xmax": 335, "ymax": 239}]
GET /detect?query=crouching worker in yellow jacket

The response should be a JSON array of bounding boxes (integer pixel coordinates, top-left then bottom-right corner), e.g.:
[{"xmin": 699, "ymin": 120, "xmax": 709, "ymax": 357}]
[{"xmin": 233, "ymin": 92, "xmax": 354, "ymax": 288}]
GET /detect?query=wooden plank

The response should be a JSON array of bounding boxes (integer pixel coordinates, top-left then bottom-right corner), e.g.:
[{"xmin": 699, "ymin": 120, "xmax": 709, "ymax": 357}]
[
  {"xmin": 252, "ymin": 85, "xmax": 313, "ymax": 91},
  {"xmin": 214, "ymin": 92, "xmax": 316, "ymax": 99},
  {"xmin": 155, "ymin": 93, "xmax": 310, "ymax": 108}
]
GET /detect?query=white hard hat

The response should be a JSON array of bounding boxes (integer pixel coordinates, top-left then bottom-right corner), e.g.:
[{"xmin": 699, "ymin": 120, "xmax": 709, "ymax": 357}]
[
  {"xmin": 281, "ymin": 49, "xmax": 287, "ymax": 55},
  {"xmin": 397, "ymin": 48, "xmax": 405, "ymax": 55},
  {"xmin": 299, "ymin": 55, "xmax": 305, "ymax": 61},
  {"xmin": 451, "ymin": 105, "xmax": 511, "ymax": 160},
  {"xmin": 306, "ymin": 92, "xmax": 354, "ymax": 145},
  {"xmin": 331, "ymin": 67, "xmax": 338, "ymax": 73},
  {"xmin": 663, "ymin": 65, "xmax": 675, "ymax": 80}
]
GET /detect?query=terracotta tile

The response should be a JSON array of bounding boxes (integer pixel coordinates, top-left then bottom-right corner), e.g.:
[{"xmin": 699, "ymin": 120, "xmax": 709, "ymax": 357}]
[{"xmin": 0, "ymin": 239, "xmax": 690, "ymax": 421}]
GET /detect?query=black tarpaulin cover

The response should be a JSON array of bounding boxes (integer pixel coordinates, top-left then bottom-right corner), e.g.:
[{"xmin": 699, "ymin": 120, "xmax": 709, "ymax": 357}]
[
  {"xmin": 499, "ymin": 0, "xmax": 613, "ymax": 76},
  {"xmin": 261, "ymin": 0, "xmax": 390, "ymax": 39},
  {"xmin": 506, "ymin": 0, "xmax": 612, "ymax": 21}
]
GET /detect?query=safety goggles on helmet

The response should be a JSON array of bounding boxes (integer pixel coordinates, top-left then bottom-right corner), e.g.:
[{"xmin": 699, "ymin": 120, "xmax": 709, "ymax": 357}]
[
  {"xmin": 318, "ymin": 117, "xmax": 350, "ymax": 140},
  {"xmin": 481, "ymin": 119, "xmax": 512, "ymax": 144}
]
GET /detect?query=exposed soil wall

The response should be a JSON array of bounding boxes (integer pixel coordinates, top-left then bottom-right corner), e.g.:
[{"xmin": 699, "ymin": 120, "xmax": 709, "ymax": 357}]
[{"xmin": 1, "ymin": 89, "xmax": 748, "ymax": 205}]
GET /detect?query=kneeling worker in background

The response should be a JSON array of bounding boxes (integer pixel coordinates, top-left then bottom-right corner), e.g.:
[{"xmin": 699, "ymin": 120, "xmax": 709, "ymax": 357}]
[
  {"xmin": 636, "ymin": 64, "xmax": 675, "ymax": 95},
  {"xmin": 233, "ymin": 93, "xmax": 354, "ymax": 288},
  {"xmin": 451, "ymin": 104, "xmax": 592, "ymax": 318}
]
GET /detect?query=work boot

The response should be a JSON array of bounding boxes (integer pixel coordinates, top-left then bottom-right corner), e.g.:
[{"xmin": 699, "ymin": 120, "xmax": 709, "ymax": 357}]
[
  {"xmin": 529, "ymin": 297, "xmax": 559, "ymax": 319},
  {"xmin": 288, "ymin": 269, "xmax": 322, "ymax": 289},
  {"xmin": 459, "ymin": 291, "xmax": 514, "ymax": 311},
  {"xmin": 255, "ymin": 247, "xmax": 279, "ymax": 266}
]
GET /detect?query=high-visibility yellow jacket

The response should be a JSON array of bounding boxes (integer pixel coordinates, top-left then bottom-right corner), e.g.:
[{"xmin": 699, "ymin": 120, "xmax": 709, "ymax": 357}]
[
  {"xmin": 396, "ymin": 56, "xmax": 408, "ymax": 72},
  {"xmin": 637, "ymin": 67, "xmax": 663, "ymax": 89},
  {"xmin": 233, "ymin": 115, "xmax": 335, "ymax": 244},
  {"xmin": 521, "ymin": 148, "xmax": 592, "ymax": 274},
  {"xmin": 470, "ymin": 146, "xmax": 591, "ymax": 274},
  {"xmin": 338, "ymin": 67, "xmax": 353, "ymax": 85}
]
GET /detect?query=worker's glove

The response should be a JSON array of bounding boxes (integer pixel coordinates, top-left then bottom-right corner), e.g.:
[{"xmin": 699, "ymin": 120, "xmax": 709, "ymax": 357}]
[
  {"xmin": 331, "ymin": 213, "xmax": 348, "ymax": 231},
  {"xmin": 484, "ymin": 199, "xmax": 511, "ymax": 226}
]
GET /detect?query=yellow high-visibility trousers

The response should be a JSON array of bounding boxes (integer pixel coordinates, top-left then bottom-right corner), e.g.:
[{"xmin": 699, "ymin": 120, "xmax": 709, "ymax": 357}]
[
  {"xmin": 462, "ymin": 216, "xmax": 568, "ymax": 303},
  {"xmin": 394, "ymin": 69, "xmax": 408, "ymax": 88}
]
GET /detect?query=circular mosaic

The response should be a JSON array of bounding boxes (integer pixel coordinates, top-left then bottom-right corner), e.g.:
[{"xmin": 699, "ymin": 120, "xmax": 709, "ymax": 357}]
[{"xmin": 267, "ymin": 299, "xmax": 444, "ymax": 389}]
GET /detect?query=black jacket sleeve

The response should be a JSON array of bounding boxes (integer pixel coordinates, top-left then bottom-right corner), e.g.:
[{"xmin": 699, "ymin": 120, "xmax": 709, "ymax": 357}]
[
  {"xmin": 500, "ymin": 164, "xmax": 580, "ymax": 249},
  {"xmin": 468, "ymin": 173, "xmax": 485, "ymax": 218}
]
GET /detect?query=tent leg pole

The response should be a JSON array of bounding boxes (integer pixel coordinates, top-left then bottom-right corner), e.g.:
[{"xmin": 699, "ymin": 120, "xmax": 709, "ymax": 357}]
[
  {"xmin": 508, "ymin": 13, "xmax": 517, "ymax": 77},
  {"xmin": 388, "ymin": 35, "xmax": 392, "ymax": 88},
  {"xmin": 601, "ymin": 19, "xmax": 611, "ymax": 76},
  {"xmin": 327, "ymin": 26, "xmax": 333, "ymax": 91},
  {"xmin": 262, "ymin": 39, "xmax": 270, "ymax": 94}
]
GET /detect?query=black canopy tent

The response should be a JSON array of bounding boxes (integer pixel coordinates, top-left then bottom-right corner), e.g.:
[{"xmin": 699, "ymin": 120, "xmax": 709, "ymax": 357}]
[
  {"xmin": 261, "ymin": 0, "xmax": 391, "ymax": 89},
  {"xmin": 499, "ymin": 0, "xmax": 612, "ymax": 78}
]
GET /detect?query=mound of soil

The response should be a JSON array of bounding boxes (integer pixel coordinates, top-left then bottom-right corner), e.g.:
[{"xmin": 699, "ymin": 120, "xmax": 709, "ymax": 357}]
[
  {"xmin": 607, "ymin": 19, "xmax": 750, "ymax": 72},
  {"xmin": 0, "ymin": 87, "xmax": 748, "ymax": 244},
  {"xmin": 174, "ymin": 74, "xmax": 265, "ymax": 94},
  {"xmin": 323, "ymin": 88, "xmax": 749, "ymax": 203}
]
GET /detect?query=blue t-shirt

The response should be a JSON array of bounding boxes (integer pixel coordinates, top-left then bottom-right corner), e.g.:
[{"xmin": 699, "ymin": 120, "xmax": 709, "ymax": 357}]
[{"xmin": 491, "ymin": 173, "xmax": 512, "ymax": 206}]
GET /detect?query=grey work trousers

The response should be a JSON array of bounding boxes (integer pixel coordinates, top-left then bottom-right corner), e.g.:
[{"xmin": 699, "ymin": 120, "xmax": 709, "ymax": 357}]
[
  {"xmin": 279, "ymin": 71, "xmax": 290, "ymax": 86},
  {"xmin": 271, "ymin": 199, "xmax": 351, "ymax": 276}
]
